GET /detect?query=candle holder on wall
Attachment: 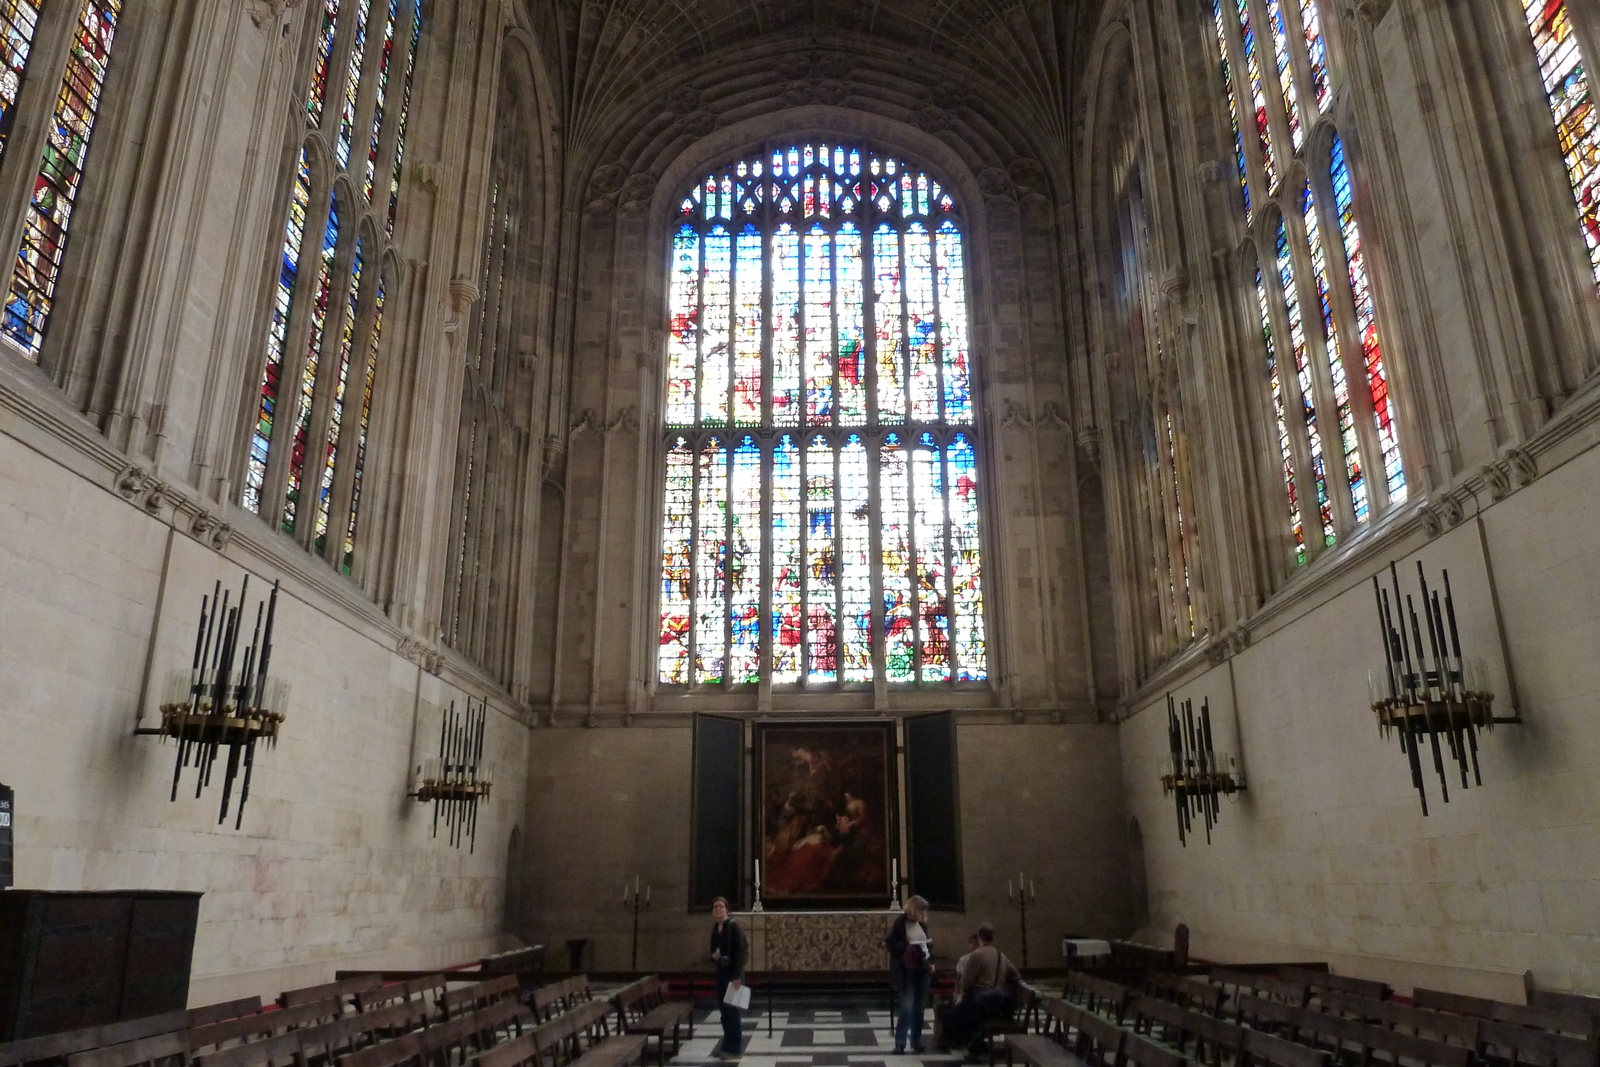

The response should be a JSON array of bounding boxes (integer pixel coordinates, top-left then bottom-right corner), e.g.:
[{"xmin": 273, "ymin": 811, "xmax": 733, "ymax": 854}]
[
  {"xmin": 136, "ymin": 577, "xmax": 287, "ymax": 829},
  {"xmin": 1370, "ymin": 561, "xmax": 1519, "ymax": 816},
  {"xmin": 411, "ymin": 696, "xmax": 493, "ymax": 849},
  {"xmin": 1159, "ymin": 695, "xmax": 1243, "ymax": 847}
]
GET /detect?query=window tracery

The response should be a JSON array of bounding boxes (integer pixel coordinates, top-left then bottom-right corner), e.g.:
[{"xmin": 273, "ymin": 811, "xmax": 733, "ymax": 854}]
[
  {"xmin": 658, "ymin": 143, "xmax": 986, "ymax": 690},
  {"xmin": 1209, "ymin": 0, "xmax": 1405, "ymax": 567},
  {"xmin": 242, "ymin": 0, "xmax": 421, "ymax": 573}
]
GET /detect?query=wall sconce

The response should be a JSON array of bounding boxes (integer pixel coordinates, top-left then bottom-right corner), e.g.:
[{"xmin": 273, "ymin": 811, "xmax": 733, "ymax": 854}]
[
  {"xmin": 1159, "ymin": 695, "xmax": 1243, "ymax": 846},
  {"xmin": 412, "ymin": 696, "xmax": 493, "ymax": 849}
]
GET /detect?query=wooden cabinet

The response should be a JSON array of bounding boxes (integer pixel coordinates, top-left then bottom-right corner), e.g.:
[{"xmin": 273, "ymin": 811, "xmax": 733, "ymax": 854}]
[{"xmin": 0, "ymin": 890, "xmax": 201, "ymax": 1040}]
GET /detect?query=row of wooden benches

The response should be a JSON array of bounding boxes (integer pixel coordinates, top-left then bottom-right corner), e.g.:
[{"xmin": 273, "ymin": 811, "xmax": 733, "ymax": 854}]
[{"xmin": 1040, "ymin": 971, "xmax": 1597, "ymax": 1067}]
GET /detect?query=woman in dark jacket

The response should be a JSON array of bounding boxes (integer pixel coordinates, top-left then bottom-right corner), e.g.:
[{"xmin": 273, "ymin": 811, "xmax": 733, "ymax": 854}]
[
  {"xmin": 710, "ymin": 897, "xmax": 747, "ymax": 1059},
  {"xmin": 884, "ymin": 895, "xmax": 933, "ymax": 1053}
]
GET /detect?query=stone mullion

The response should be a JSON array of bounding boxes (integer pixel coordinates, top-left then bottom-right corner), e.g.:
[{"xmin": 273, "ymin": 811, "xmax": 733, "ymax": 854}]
[
  {"xmin": 461, "ymin": 410, "xmax": 497, "ymax": 659},
  {"xmin": 324, "ymin": 256, "xmax": 385, "ymax": 565},
  {"xmin": 346, "ymin": 0, "xmax": 391, "ymax": 211},
  {"xmin": 1219, "ymin": 0, "xmax": 1274, "ymax": 209},
  {"xmin": 1261, "ymin": 231, "xmax": 1330, "ymax": 561},
  {"xmin": 1274, "ymin": 0, "xmax": 1322, "ymax": 127},
  {"xmin": 474, "ymin": 429, "xmax": 511, "ymax": 671},
  {"xmin": 1284, "ymin": 209, "xmax": 1357, "ymax": 535},
  {"xmin": 1247, "ymin": 0, "xmax": 1299, "ymax": 165},
  {"xmin": 440, "ymin": 394, "xmax": 476, "ymax": 645},
  {"xmin": 861, "ymin": 206, "xmax": 887, "ymax": 704}
]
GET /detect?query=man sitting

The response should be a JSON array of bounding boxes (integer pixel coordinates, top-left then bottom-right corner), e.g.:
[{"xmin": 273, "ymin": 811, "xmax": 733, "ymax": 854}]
[{"xmin": 936, "ymin": 923, "xmax": 1020, "ymax": 1061}]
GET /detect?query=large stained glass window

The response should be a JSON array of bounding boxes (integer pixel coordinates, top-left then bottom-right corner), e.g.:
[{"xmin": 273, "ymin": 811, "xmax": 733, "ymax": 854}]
[
  {"xmin": 242, "ymin": 0, "xmax": 422, "ymax": 574},
  {"xmin": 659, "ymin": 144, "xmax": 986, "ymax": 689},
  {"xmin": 1209, "ymin": 0, "xmax": 1406, "ymax": 564},
  {"xmin": 0, "ymin": 0, "xmax": 122, "ymax": 359},
  {"xmin": 1522, "ymin": 0, "xmax": 1600, "ymax": 289}
]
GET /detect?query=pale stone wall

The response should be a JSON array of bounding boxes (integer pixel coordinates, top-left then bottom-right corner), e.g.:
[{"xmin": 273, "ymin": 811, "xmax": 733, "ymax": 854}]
[{"xmin": 517, "ymin": 722, "xmax": 1134, "ymax": 971}]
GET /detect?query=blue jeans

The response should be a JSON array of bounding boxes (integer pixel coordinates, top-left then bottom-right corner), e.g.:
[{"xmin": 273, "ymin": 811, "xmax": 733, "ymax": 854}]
[
  {"xmin": 716, "ymin": 975, "xmax": 744, "ymax": 1053},
  {"xmin": 895, "ymin": 971, "xmax": 930, "ymax": 1050}
]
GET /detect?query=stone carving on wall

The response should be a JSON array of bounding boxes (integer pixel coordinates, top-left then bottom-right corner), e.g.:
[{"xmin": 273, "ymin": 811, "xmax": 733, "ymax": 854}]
[
  {"xmin": 606, "ymin": 406, "xmax": 639, "ymax": 435},
  {"xmin": 679, "ymin": 110, "xmax": 718, "ymax": 137},
  {"xmin": 247, "ymin": 0, "xmax": 306, "ymax": 26},
  {"xmin": 665, "ymin": 86, "xmax": 704, "ymax": 114},
  {"xmin": 190, "ymin": 512, "xmax": 234, "ymax": 551},
  {"xmin": 444, "ymin": 277, "xmax": 481, "ymax": 333},
  {"xmin": 568, "ymin": 409, "xmax": 599, "ymax": 440},
  {"xmin": 589, "ymin": 164, "xmax": 626, "ymax": 197},
  {"xmin": 396, "ymin": 635, "xmax": 443, "ymax": 675},
  {"xmin": 621, "ymin": 172, "xmax": 656, "ymax": 206},
  {"xmin": 914, "ymin": 106, "xmax": 952, "ymax": 134},
  {"xmin": 999, "ymin": 399, "xmax": 1071, "ymax": 432},
  {"xmin": 1008, "ymin": 157, "xmax": 1045, "ymax": 192},
  {"xmin": 114, "ymin": 464, "xmax": 176, "ymax": 514}
]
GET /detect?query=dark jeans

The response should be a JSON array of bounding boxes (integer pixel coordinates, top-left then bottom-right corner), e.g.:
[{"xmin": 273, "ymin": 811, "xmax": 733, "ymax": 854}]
[
  {"xmin": 715, "ymin": 974, "xmax": 744, "ymax": 1053},
  {"xmin": 894, "ymin": 971, "xmax": 931, "ymax": 1050},
  {"xmin": 939, "ymin": 988, "xmax": 1015, "ymax": 1052}
]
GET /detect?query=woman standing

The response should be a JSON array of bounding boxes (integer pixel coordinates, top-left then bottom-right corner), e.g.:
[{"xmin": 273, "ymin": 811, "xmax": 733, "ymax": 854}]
[
  {"xmin": 885, "ymin": 895, "xmax": 933, "ymax": 1054},
  {"xmin": 710, "ymin": 897, "xmax": 747, "ymax": 1059}
]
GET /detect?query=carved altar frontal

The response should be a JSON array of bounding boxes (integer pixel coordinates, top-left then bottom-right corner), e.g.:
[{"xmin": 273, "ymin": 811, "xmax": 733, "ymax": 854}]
[{"xmin": 736, "ymin": 910, "xmax": 897, "ymax": 971}]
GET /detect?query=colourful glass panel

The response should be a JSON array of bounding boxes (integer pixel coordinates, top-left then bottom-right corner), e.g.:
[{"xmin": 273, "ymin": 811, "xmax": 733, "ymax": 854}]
[
  {"xmin": 386, "ymin": 1, "xmax": 418, "ymax": 232},
  {"xmin": 694, "ymin": 437, "xmax": 728, "ymax": 683},
  {"xmin": 771, "ymin": 224, "xmax": 801, "ymax": 426},
  {"xmin": 1302, "ymin": 181, "xmax": 1364, "ymax": 521},
  {"xmin": 836, "ymin": 224, "xmax": 867, "ymax": 423},
  {"xmin": 906, "ymin": 223, "xmax": 940, "ymax": 421},
  {"xmin": 306, "ymin": 0, "xmax": 339, "ymax": 125},
  {"xmin": 0, "ymin": 1, "xmax": 42, "ymax": 165},
  {"xmin": 1264, "ymin": 0, "xmax": 1305, "ymax": 149},
  {"xmin": 948, "ymin": 434, "xmax": 986, "ymax": 679},
  {"xmin": 3, "ymin": 0, "xmax": 123, "ymax": 358},
  {"xmin": 1212, "ymin": 0, "xmax": 1252, "ymax": 217},
  {"xmin": 874, "ymin": 225, "xmax": 906, "ymax": 421},
  {"xmin": 771, "ymin": 434, "xmax": 803, "ymax": 683},
  {"xmin": 839, "ymin": 435, "xmax": 873, "ymax": 682},
  {"xmin": 880, "ymin": 433, "xmax": 914, "ymax": 682},
  {"xmin": 733, "ymin": 225, "xmax": 763, "ymax": 424},
  {"xmin": 245, "ymin": 148, "xmax": 312, "ymax": 513},
  {"xmin": 313, "ymin": 240, "xmax": 364, "ymax": 547},
  {"xmin": 665, "ymin": 225, "xmax": 700, "ymax": 426},
  {"xmin": 1331, "ymin": 133, "xmax": 1405, "ymax": 502},
  {"xmin": 282, "ymin": 197, "xmax": 340, "ymax": 533},
  {"xmin": 1256, "ymin": 266, "xmax": 1304, "ymax": 561},
  {"xmin": 1236, "ymin": 0, "xmax": 1279, "ymax": 190},
  {"xmin": 659, "ymin": 436, "xmax": 693, "ymax": 684},
  {"xmin": 1277, "ymin": 215, "xmax": 1335, "ymax": 546},
  {"xmin": 805, "ymin": 434, "xmax": 837, "ymax": 682},
  {"xmin": 1299, "ymin": 0, "xmax": 1331, "ymax": 112},
  {"xmin": 364, "ymin": 0, "xmax": 399, "ymax": 200},
  {"xmin": 343, "ymin": 279, "xmax": 383, "ymax": 568},
  {"xmin": 728, "ymin": 435, "xmax": 762, "ymax": 684},
  {"xmin": 335, "ymin": 0, "xmax": 371, "ymax": 169},
  {"xmin": 912, "ymin": 438, "xmax": 950, "ymax": 680},
  {"xmin": 1523, "ymin": 0, "xmax": 1600, "ymax": 287},
  {"xmin": 935, "ymin": 222, "xmax": 972, "ymax": 422},
  {"xmin": 700, "ymin": 226, "xmax": 731, "ymax": 423},
  {"xmin": 803, "ymin": 226, "xmax": 833, "ymax": 424}
]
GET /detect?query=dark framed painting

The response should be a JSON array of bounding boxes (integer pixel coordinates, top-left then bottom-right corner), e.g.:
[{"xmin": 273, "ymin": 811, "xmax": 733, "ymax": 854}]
[{"xmin": 755, "ymin": 721, "xmax": 896, "ymax": 907}]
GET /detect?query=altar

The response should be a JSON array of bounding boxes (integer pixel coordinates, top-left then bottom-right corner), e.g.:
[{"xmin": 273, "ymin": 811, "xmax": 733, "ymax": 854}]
[{"xmin": 734, "ymin": 910, "xmax": 898, "ymax": 971}]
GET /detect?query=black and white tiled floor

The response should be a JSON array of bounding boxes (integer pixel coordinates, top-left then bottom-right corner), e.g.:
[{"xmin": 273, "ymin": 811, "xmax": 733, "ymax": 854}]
[{"xmin": 672, "ymin": 1005, "xmax": 968, "ymax": 1067}]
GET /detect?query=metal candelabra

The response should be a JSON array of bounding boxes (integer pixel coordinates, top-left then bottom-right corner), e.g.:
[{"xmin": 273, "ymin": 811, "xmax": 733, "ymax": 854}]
[
  {"xmin": 623, "ymin": 877, "xmax": 651, "ymax": 972},
  {"xmin": 1007, "ymin": 872, "xmax": 1036, "ymax": 968}
]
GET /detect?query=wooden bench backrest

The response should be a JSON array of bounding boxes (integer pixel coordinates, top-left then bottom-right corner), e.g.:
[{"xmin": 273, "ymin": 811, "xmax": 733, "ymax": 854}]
[
  {"xmin": 1318, "ymin": 992, "xmax": 1479, "ymax": 1047},
  {"xmin": 2, "ymin": 1015, "xmax": 190, "ymax": 1067},
  {"xmin": 1208, "ymin": 972, "xmax": 1308, "ymax": 1009},
  {"xmin": 1244, "ymin": 1029, "xmax": 1327, "ymax": 1067},
  {"xmin": 1125, "ymin": 1033, "xmax": 1187, "ymax": 1067},
  {"xmin": 289, "ymin": 1013, "xmax": 371, "ymax": 1067},
  {"xmin": 473, "ymin": 1001, "xmax": 529, "ymax": 1044},
  {"xmin": 1415, "ymin": 991, "xmax": 1596, "ymax": 1039},
  {"xmin": 193, "ymin": 1029, "xmax": 304, "ymax": 1067},
  {"xmin": 356, "ymin": 987, "xmax": 412, "ymax": 1015},
  {"xmin": 1530, "ymin": 993, "xmax": 1600, "ymax": 1022},
  {"xmin": 531, "ymin": 986, "xmax": 565, "ymax": 1021},
  {"xmin": 1413, "ymin": 990, "xmax": 1498, "ymax": 1020},
  {"xmin": 67, "ymin": 1031, "xmax": 189, "ymax": 1067},
  {"xmin": 284, "ymin": 977, "xmax": 383, "ymax": 1011},
  {"xmin": 1279, "ymin": 969, "xmax": 1390, "ymax": 1003},
  {"xmin": 335, "ymin": 1034, "xmax": 420, "ymax": 1067},
  {"xmin": 1136, "ymin": 995, "xmax": 1191, "ymax": 1034},
  {"xmin": 1233, "ymin": 994, "xmax": 1301, "ymax": 1034},
  {"xmin": 1076, "ymin": 1013, "xmax": 1127, "ymax": 1066},
  {"xmin": 473, "ymin": 1032, "xmax": 539, "ymax": 1067},
  {"xmin": 416, "ymin": 1015, "xmax": 480, "ymax": 1064},
  {"xmin": 188, "ymin": 1001, "xmax": 264, "ymax": 1030},
  {"xmin": 1478, "ymin": 1020, "xmax": 1599, "ymax": 1067}
]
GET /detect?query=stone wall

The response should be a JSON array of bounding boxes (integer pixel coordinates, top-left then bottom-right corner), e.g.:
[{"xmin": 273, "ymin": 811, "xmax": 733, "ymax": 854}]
[{"xmin": 517, "ymin": 721, "xmax": 1134, "ymax": 971}]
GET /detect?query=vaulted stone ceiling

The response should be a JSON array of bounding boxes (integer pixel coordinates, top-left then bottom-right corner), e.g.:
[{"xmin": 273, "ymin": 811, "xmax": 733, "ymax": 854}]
[{"xmin": 523, "ymin": 0, "xmax": 1100, "ymax": 192}]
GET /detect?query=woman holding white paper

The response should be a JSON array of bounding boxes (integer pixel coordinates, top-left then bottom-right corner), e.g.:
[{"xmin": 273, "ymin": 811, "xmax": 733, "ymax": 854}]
[{"xmin": 710, "ymin": 897, "xmax": 748, "ymax": 1059}]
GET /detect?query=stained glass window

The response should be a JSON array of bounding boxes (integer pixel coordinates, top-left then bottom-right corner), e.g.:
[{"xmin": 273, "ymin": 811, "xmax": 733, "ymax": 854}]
[
  {"xmin": 3, "ymin": 0, "xmax": 123, "ymax": 358},
  {"xmin": 659, "ymin": 143, "xmax": 986, "ymax": 689},
  {"xmin": 1210, "ymin": 0, "xmax": 1406, "ymax": 560},
  {"xmin": 244, "ymin": 0, "xmax": 422, "ymax": 572},
  {"xmin": 1522, "ymin": 0, "xmax": 1600, "ymax": 289}
]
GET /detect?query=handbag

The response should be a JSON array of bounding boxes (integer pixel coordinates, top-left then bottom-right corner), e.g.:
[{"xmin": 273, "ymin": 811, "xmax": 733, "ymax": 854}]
[{"xmin": 901, "ymin": 942, "xmax": 926, "ymax": 972}]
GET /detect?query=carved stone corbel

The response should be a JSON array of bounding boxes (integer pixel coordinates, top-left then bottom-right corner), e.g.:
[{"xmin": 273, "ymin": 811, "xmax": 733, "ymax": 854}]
[
  {"xmin": 1077, "ymin": 426, "xmax": 1103, "ymax": 468},
  {"xmin": 1504, "ymin": 446, "xmax": 1537, "ymax": 487},
  {"xmin": 606, "ymin": 406, "xmax": 640, "ymax": 435},
  {"xmin": 1480, "ymin": 462, "xmax": 1511, "ymax": 502},
  {"xmin": 568, "ymin": 409, "xmax": 599, "ymax": 440},
  {"xmin": 190, "ymin": 511, "xmax": 234, "ymax": 551},
  {"xmin": 114, "ymin": 464, "xmax": 176, "ymax": 514},
  {"xmin": 396, "ymin": 635, "xmax": 443, "ymax": 675},
  {"xmin": 444, "ymin": 277, "xmax": 481, "ymax": 334},
  {"xmin": 247, "ymin": 0, "xmax": 306, "ymax": 27}
]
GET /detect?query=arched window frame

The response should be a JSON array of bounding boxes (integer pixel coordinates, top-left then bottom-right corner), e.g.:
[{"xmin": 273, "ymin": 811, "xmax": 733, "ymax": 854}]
[
  {"xmin": 1206, "ymin": 0, "xmax": 1408, "ymax": 572},
  {"xmin": 651, "ymin": 141, "xmax": 991, "ymax": 695},
  {"xmin": 0, "ymin": 1, "xmax": 131, "ymax": 365},
  {"xmin": 240, "ymin": 0, "xmax": 422, "ymax": 576}
]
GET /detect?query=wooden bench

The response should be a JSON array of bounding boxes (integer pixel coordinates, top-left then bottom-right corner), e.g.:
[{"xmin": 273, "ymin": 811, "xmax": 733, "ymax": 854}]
[
  {"xmin": 189, "ymin": 1002, "xmax": 267, "ymax": 1029},
  {"xmin": 1288, "ymin": 1002, "xmax": 1475, "ymax": 1067},
  {"xmin": 1135, "ymin": 995, "xmax": 1195, "ymax": 1051},
  {"xmin": 482, "ymin": 1013, "xmax": 643, "ymax": 1067},
  {"xmin": 1529, "ymin": 992, "xmax": 1600, "ymax": 1025},
  {"xmin": 1242, "ymin": 1029, "xmax": 1327, "ymax": 1067},
  {"xmin": 1477, "ymin": 1020, "xmax": 1599, "ymax": 1067},
  {"xmin": 1278, "ymin": 969, "xmax": 1390, "ymax": 1004},
  {"xmin": 1210, "ymin": 972, "xmax": 1310, "ymax": 1012},
  {"xmin": 336, "ymin": 1033, "xmax": 422, "ymax": 1067},
  {"xmin": 1067, "ymin": 974, "xmax": 1135, "ymax": 1023},
  {"xmin": 1126, "ymin": 1031, "xmax": 1188, "ymax": 1067},
  {"xmin": 443, "ymin": 979, "xmax": 523, "ymax": 1022},
  {"xmin": 1072, "ymin": 1011, "xmax": 1129, "ymax": 1067},
  {"xmin": 2, "ymin": 1013, "xmax": 193, "ymax": 1067},
  {"xmin": 284, "ymin": 976, "xmax": 386, "ymax": 1013},
  {"xmin": 64, "ymin": 1032, "xmax": 189, "ymax": 1067},
  {"xmin": 972, "ymin": 984, "xmax": 1045, "ymax": 1066},
  {"xmin": 1413, "ymin": 991, "xmax": 1598, "ymax": 1041},
  {"xmin": 1318, "ymin": 991, "xmax": 1481, "ymax": 1048},
  {"xmin": 478, "ymin": 948, "xmax": 546, "ymax": 979},
  {"xmin": 194, "ymin": 1029, "xmax": 304, "ymax": 1067},
  {"xmin": 611, "ymin": 979, "xmax": 693, "ymax": 1067}
]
